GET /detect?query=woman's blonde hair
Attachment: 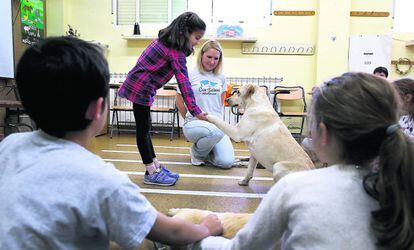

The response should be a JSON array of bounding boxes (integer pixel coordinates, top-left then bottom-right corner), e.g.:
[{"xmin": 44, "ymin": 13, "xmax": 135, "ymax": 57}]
[{"xmin": 197, "ymin": 39, "xmax": 223, "ymax": 75}]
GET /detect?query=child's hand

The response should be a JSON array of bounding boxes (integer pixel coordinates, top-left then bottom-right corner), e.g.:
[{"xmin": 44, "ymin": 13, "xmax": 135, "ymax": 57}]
[
  {"xmin": 196, "ymin": 112, "xmax": 208, "ymax": 121},
  {"xmin": 200, "ymin": 214, "xmax": 223, "ymax": 236}
]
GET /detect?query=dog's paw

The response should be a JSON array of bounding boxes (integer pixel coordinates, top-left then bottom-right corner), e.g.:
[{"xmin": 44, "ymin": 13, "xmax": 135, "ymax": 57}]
[
  {"xmin": 167, "ymin": 208, "xmax": 180, "ymax": 217},
  {"xmin": 206, "ymin": 115, "xmax": 220, "ymax": 123}
]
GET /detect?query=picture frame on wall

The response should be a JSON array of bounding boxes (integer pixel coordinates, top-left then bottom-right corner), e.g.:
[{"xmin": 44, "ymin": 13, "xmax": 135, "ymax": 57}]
[{"xmin": 21, "ymin": 0, "xmax": 45, "ymax": 45}]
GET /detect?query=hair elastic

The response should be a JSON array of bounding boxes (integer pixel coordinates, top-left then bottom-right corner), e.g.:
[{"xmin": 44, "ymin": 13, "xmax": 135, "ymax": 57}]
[{"xmin": 385, "ymin": 124, "xmax": 400, "ymax": 135}]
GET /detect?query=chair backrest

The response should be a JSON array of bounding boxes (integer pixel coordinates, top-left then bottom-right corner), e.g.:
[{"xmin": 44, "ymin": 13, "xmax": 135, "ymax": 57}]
[
  {"xmin": 152, "ymin": 88, "xmax": 178, "ymax": 112},
  {"xmin": 258, "ymin": 85, "xmax": 269, "ymax": 95},
  {"xmin": 272, "ymin": 86, "xmax": 307, "ymax": 113},
  {"xmin": 111, "ymin": 84, "xmax": 132, "ymax": 109},
  {"xmin": 155, "ymin": 88, "xmax": 177, "ymax": 97}
]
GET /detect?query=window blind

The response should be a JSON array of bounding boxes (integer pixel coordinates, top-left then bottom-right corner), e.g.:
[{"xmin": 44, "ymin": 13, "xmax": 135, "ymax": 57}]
[
  {"xmin": 140, "ymin": 0, "xmax": 168, "ymax": 23},
  {"xmin": 117, "ymin": 0, "xmax": 136, "ymax": 25},
  {"xmin": 115, "ymin": 0, "xmax": 270, "ymax": 26},
  {"xmin": 172, "ymin": 0, "xmax": 187, "ymax": 20}
]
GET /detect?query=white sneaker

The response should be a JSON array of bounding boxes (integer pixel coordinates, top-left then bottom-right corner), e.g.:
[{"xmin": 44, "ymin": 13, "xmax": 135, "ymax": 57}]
[{"xmin": 190, "ymin": 146, "xmax": 205, "ymax": 166}]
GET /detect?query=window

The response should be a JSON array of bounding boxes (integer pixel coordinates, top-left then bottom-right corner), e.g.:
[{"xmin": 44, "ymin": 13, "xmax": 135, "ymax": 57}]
[
  {"xmin": 393, "ymin": 0, "xmax": 414, "ymax": 32},
  {"xmin": 212, "ymin": 0, "xmax": 271, "ymax": 26},
  {"xmin": 114, "ymin": 0, "xmax": 271, "ymax": 27},
  {"xmin": 114, "ymin": 0, "xmax": 186, "ymax": 25}
]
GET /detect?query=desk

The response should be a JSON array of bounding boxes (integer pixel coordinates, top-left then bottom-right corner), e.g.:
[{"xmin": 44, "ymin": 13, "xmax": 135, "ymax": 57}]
[
  {"xmin": 0, "ymin": 100, "xmax": 33, "ymax": 136},
  {"xmin": 0, "ymin": 100, "xmax": 23, "ymax": 108}
]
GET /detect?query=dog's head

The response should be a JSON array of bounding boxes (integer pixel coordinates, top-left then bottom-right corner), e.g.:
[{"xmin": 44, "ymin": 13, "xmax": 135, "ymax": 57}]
[{"xmin": 226, "ymin": 84, "xmax": 259, "ymax": 108}]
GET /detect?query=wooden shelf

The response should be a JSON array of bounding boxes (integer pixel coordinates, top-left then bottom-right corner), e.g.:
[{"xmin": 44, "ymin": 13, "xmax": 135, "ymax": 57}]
[
  {"xmin": 273, "ymin": 10, "xmax": 315, "ymax": 16},
  {"xmin": 350, "ymin": 11, "xmax": 389, "ymax": 17},
  {"xmin": 121, "ymin": 35, "xmax": 257, "ymax": 43},
  {"xmin": 121, "ymin": 34, "xmax": 155, "ymax": 40},
  {"xmin": 407, "ymin": 40, "xmax": 414, "ymax": 48}
]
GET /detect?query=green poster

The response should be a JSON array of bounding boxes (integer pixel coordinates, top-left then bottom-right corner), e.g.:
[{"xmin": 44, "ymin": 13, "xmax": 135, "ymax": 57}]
[{"xmin": 21, "ymin": 0, "xmax": 45, "ymax": 45}]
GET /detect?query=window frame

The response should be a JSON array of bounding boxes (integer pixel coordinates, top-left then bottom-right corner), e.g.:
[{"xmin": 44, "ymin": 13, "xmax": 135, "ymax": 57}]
[{"xmin": 112, "ymin": 0, "xmax": 272, "ymax": 30}]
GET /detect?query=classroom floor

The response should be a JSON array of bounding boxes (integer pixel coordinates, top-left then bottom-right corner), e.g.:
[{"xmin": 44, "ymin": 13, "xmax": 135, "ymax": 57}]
[{"xmin": 87, "ymin": 132, "xmax": 274, "ymax": 250}]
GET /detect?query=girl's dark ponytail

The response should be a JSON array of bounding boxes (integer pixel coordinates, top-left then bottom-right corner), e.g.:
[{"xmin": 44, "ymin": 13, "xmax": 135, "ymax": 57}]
[{"xmin": 366, "ymin": 130, "xmax": 414, "ymax": 249}]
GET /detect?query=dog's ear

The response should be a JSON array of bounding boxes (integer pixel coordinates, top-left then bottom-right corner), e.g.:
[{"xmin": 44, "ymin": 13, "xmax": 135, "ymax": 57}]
[{"xmin": 245, "ymin": 84, "xmax": 256, "ymax": 98}]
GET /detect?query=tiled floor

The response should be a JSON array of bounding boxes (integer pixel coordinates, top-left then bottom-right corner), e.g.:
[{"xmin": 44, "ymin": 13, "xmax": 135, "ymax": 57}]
[{"xmin": 87, "ymin": 133, "xmax": 274, "ymax": 250}]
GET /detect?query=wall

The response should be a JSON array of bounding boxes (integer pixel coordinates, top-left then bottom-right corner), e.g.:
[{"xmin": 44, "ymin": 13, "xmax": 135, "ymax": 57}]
[
  {"xmin": 47, "ymin": 0, "xmax": 414, "ymax": 91},
  {"xmin": 0, "ymin": 0, "xmax": 29, "ymax": 137},
  {"xmin": 48, "ymin": 0, "xmax": 318, "ymax": 93},
  {"xmin": 46, "ymin": 0, "xmax": 66, "ymax": 36},
  {"xmin": 349, "ymin": 0, "xmax": 414, "ymax": 80},
  {"xmin": 389, "ymin": 33, "xmax": 414, "ymax": 80}
]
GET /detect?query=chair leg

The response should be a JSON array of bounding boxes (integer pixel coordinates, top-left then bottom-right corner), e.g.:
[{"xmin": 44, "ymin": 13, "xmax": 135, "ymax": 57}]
[
  {"xmin": 115, "ymin": 111, "xmax": 120, "ymax": 135},
  {"xmin": 176, "ymin": 111, "xmax": 180, "ymax": 138},
  {"xmin": 170, "ymin": 111, "xmax": 175, "ymax": 141},
  {"xmin": 299, "ymin": 116, "xmax": 306, "ymax": 142},
  {"xmin": 110, "ymin": 110, "xmax": 116, "ymax": 138}
]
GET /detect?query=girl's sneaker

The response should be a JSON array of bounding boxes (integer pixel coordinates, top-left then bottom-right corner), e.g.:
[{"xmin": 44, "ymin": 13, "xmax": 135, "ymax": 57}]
[
  {"xmin": 160, "ymin": 165, "xmax": 180, "ymax": 179},
  {"xmin": 144, "ymin": 169, "xmax": 177, "ymax": 186}
]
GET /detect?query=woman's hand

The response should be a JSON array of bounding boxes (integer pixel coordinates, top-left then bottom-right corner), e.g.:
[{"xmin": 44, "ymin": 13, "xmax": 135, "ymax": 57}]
[
  {"xmin": 196, "ymin": 112, "xmax": 208, "ymax": 121},
  {"xmin": 200, "ymin": 214, "xmax": 223, "ymax": 236}
]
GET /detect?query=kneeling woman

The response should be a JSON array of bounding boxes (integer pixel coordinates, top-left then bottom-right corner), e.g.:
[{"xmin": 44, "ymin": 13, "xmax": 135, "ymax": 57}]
[{"xmin": 177, "ymin": 40, "xmax": 235, "ymax": 168}]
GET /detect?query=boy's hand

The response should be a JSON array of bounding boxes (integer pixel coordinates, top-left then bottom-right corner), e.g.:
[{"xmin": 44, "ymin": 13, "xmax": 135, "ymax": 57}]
[
  {"xmin": 200, "ymin": 214, "xmax": 223, "ymax": 236},
  {"xmin": 196, "ymin": 112, "xmax": 208, "ymax": 121}
]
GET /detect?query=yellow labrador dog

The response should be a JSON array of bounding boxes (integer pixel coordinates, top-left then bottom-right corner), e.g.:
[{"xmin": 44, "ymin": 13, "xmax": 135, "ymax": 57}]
[
  {"xmin": 168, "ymin": 208, "xmax": 251, "ymax": 239},
  {"xmin": 207, "ymin": 84, "xmax": 314, "ymax": 185}
]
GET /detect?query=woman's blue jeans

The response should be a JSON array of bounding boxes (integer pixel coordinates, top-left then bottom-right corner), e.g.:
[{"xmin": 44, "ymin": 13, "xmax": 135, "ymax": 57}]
[{"xmin": 183, "ymin": 119, "xmax": 235, "ymax": 168}]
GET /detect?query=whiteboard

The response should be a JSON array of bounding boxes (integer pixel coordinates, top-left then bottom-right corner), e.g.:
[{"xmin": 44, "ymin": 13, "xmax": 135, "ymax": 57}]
[
  {"xmin": 0, "ymin": 0, "xmax": 14, "ymax": 79},
  {"xmin": 348, "ymin": 35, "xmax": 391, "ymax": 74}
]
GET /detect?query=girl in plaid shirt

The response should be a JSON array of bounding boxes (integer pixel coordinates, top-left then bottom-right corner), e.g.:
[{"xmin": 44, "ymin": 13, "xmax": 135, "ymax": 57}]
[{"xmin": 118, "ymin": 12, "xmax": 207, "ymax": 186}]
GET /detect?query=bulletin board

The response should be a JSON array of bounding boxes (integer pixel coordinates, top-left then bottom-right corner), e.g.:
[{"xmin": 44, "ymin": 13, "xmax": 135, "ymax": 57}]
[{"xmin": 21, "ymin": 0, "xmax": 45, "ymax": 45}]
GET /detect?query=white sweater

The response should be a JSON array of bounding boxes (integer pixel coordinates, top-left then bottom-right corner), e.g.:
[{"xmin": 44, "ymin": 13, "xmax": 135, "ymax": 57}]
[{"xmin": 195, "ymin": 165, "xmax": 379, "ymax": 250}]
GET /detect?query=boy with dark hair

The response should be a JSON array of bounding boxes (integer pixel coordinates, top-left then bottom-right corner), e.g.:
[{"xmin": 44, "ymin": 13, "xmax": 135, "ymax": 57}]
[
  {"xmin": 0, "ymin": 36, "xmax": 222, "ymax": 249},
  {"xmin": 373, "ymin": 66, "xmax": 388, "ymax": 78}
]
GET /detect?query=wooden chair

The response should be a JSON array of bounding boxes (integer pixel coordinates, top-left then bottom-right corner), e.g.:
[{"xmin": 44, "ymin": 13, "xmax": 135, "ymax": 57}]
[
  {"xmin": 0, "ymin": 100, "xmax": 34, "ymax": 136},
  {"xmin": 109, "ymin": 84, "xmax": 134, "ymax": 138},
  {"xmin": 150, "ymin": 88, "xmax": 180, "ymax": 141},
  {"xmin": 109, "ymin": 85, "xmax": 180, "ymax": 140},
  {"xmin": 271, "ymin": 86, "xmax": 307, "ymax": 141}
]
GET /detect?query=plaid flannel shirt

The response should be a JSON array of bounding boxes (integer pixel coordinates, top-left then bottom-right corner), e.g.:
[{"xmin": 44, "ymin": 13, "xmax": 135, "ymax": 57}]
[{"xmin": 118, "ymin": 39, "xmax": 202, "ymax": 116}]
